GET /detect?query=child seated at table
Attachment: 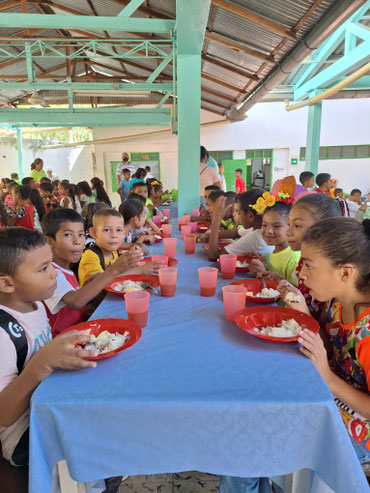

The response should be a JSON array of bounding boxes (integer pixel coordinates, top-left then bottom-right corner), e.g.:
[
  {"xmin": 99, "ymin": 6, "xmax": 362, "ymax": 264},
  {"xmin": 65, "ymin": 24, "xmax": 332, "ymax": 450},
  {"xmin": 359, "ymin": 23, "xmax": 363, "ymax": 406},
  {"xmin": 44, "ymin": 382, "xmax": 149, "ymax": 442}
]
[
  {"xmin": 127, "ymin": 189, "xmax": 162, "ymax": 234},
  {"xmin": 82, "ymin": 201, "xmax": 109, "ymax": 247},
  {"xmin": 206, "ymin": 189, "xmax": 274, "ymax": 262},
  {"xmin": 297, "ymin": 218, "xmax": 370, "ymax": 471},
  {"xmin": 277, "ymin": 194, "xmax": 342, "ymax": 319},
  {"xmin": 248, "ymin": 195, "xmax": 300, "ymax": 285},
  {"xmin": 0, "ymin": 227, "xmax": 98, "ymax": 467},
  {"xmin": 42, "ymin": 208, "xmax": 142, "ymax": 336},
  {"xmin": 119, "ymin": 199, "xmax": 161, "ymax": 252}
]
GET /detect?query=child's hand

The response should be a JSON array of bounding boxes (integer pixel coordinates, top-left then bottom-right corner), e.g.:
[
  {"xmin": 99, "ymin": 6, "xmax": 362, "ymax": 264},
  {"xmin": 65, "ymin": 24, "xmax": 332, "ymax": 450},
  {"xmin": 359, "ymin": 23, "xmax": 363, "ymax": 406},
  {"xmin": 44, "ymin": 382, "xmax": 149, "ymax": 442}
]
[
  {"xmin": 139, "ymin": 234, "xmax": 155, "ymax": 245},
  {"xmin": 248, "ymin": 259, "xmax": 266, "ymax": 275},
  {"xmin": 298, "ymin": 329, "xmax": 333, "ymax": 384},
  {"xmin": 137, "ymin": 243, "xmax": 149, "ymax": 255},
  {"xmin": 197, "ymin": 232, "xmax": 209, "ymax": 242},
  {"xmin": 256, "ymin": 271, "xmax": 283, "ymax": 281},
  {"xmin": 136, "ymin": 261, "xmax": 160, "ymax": 276},
  {"xmin": 113, "ymin": 249, "xmax": 142, "ymax": 275},
  {"xmin": 31, "ymin": 331, "xmax": 98, "ymax": 380},
  {"xmin": 213, "ymin": 196, "xmax": 231, "ymax": 221},
  {"xmin": 277, "ymin": 280, "xmax": 309, "ymax": 314}
]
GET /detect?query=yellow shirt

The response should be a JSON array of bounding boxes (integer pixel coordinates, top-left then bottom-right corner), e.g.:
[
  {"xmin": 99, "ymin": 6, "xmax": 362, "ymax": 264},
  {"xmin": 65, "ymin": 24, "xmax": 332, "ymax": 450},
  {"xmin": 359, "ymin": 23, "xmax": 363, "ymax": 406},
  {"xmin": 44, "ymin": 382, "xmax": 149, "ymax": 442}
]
[
  {"xmin": 266, "ymin": 247, "xmax": 300, "ymax": 286},
  {"xmin": 78, "ymin": 248, "xmax": 119, "ymax": 286},
  {"xmin": 29, "ymin": 169, "xmax": 48, "ymax": 184}
]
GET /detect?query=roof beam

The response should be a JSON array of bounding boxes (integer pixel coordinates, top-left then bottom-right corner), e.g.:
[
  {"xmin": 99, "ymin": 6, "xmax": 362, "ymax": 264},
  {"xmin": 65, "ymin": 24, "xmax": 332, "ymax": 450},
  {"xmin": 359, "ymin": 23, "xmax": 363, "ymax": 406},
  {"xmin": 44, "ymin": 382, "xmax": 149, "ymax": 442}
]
[
  {"xmin": 202, "ymin": 54, "xmax": 259, "ymax": 81},
  {"xmin": 210, "ymin": 0, "xmax": 296, "ymax": 40},
  {"xmin": 201, "ymin": 73, "xmax": 246, "ymax": 94},
  {"xmin": 0, "ymin": 82, "xmax": 173, "ymax": 91},
  {"xmin": 204, "ymin": 31, "xmax": 274, "ymax": 63},
  {"xmin": 0, "ymin": 108, "xmax": 172, "ymax": 126},
  {"xmin": 0, "ymin": 13, "xmax": 175, "ymax": 33},
  {"xmin": 118, "ymin": 0, "xmax": 146, "ymax": 18},
  {"xmin": 201, "ymin": 86, "xmax": 236, "ymax": 102}
]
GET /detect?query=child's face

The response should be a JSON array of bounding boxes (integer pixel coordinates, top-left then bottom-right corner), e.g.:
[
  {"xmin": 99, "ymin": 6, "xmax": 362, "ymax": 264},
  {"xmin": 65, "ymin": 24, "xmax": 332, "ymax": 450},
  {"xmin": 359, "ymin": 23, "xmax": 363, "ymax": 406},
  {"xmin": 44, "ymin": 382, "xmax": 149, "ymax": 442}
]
[
  {"xmin": 50, "ymin": 221, "xmax": 86, "ymax": 265},
  {"xmin": 91, "ymin": 216, "xmax": 125, "ymax": 252},
  {"xmin": 323, "ymin": 178, "xmax": 331, "ymax": 191},
  {"xmin": 351, "ymin": 192, "xmax": 361, "ymax": 203},
  {"xmin": 261, "ymin": 210, "xmax": 288, "ymax": 246},
  {"xmin": 218, "ymin": 165, "xmax": 224, "ymax": 174},
  {"xmin": 58, "ymin": 184, "xmax": 66, "ymax": 195},
  {"xmin": 299, "ymin": 243, "xmax": 340, "ymax": 302},
  {"xmin": 123, "ymin": 172, "xmax": 130, "ymax": 181},
  {"xmin": 12, "ymin": 190, "xmax": 20, "ymax": 206},
  {"xmin": 235, "ymin": 171, "xmax": 240, "ymax": 177},
  {"xmin": 306, "ymin": 176, "xmax": 315, "ymax": 188},
  {"xmin": 204, "ymin": 190, "xmax": 212, "ymax": 203},
  {"xmin": 29, "ymin": 179, "xmax": 36, "ymax": 188},
  {"xmin": 286, "ymin": 205, "xmax": 316, "ymax": 251},
  {"xmin": 336, "ymin": 190, "xmax": 343, "ymax": 198},
  {"xmin": 6, "ymin": 244, "xmax": 57, "ymax": 302},
  {"xmin": 135, "ymin": 185, "xmax": 148, "ymax": 198},
  {"xmin": 233, "ymin": 201, "xmax": 254, "ymax": 229},
  {"xmin": 133, "ymin": 209, "xmax": 146, "ymax": 229},
  {"xmin": 39, "ymin": 189, "xmax": 51, "ymax": 199}
]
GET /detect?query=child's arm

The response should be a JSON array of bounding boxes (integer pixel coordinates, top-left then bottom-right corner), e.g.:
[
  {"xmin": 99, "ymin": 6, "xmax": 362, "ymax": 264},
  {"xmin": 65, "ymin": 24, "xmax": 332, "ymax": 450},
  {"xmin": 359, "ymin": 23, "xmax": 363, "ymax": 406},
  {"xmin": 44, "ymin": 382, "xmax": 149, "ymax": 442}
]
[
  {"xmin": 145, "ymin": 218, "xmax": 161, "ymax": 234},
  {"xmin": 61, "ymin": 250, "xmax": 142, "ymax": 310},
  {"xmin": 299, "ymin": 330, "xmax": 370, "ymax": 420},
  {"xmin": 0, "ymin": 331, "xmax": 97, "ymax": 427},
  {"xmin": 207, "ymin": 196, "xmax": 232, "ymax": 261}
]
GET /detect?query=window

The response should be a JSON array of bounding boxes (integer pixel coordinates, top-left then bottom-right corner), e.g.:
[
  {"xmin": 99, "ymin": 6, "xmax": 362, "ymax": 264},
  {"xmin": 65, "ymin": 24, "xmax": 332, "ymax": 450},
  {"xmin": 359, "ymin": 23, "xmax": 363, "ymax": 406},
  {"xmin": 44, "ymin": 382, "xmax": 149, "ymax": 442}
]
[
  {"xmin": 299, "ymin": 145, "xmax": 370, "ymax": 160},
  {"xmin": 208, "ymin": 150, "xmax": 233, "ymax": 163}
]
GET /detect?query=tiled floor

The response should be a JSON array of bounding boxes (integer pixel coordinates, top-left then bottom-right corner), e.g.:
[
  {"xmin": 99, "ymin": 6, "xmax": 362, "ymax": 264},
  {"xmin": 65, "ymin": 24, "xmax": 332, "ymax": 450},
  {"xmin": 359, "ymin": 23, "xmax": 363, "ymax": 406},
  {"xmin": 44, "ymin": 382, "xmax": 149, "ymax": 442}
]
[{"xmin": 119, "ymin": 472, "xmax": 220, "ymax": 493}]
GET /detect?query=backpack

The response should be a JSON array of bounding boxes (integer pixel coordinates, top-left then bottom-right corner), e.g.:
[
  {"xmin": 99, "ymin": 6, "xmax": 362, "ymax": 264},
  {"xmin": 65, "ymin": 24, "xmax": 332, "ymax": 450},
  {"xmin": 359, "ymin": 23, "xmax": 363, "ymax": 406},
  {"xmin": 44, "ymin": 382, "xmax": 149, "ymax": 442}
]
[
  {"xmin": 0, "ymin": 310, "xmax": 28, "ymax": 375},
  {"xmin": 70, "ymin": 243, "xmax": 119, "ymax": 282}
]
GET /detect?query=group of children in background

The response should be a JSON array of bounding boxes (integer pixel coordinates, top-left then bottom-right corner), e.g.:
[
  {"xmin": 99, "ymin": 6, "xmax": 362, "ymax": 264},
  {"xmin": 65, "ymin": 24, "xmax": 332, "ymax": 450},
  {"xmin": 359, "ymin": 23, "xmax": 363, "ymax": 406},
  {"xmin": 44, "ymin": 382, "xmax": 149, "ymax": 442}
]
[{"xmin": 0, "ymin": 159, "xmax": 369, "ymax": 493}]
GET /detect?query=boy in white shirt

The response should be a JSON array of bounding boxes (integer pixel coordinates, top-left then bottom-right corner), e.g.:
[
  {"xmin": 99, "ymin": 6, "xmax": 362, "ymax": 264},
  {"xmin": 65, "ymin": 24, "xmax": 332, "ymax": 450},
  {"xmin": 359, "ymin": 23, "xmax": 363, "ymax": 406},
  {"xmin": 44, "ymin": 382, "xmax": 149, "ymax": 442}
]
[{"xmin": 0, "ymin": 227, "xmax": 98, "ymax": 466}]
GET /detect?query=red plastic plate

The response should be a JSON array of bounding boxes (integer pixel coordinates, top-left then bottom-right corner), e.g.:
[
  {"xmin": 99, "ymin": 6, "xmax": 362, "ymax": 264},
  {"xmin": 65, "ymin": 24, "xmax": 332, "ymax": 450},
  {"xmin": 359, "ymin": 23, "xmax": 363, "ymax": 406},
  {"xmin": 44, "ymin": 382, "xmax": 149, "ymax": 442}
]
[
  {"xmin": 137, "ymin": 256, "xmax": 178, "ymax": 267},
  {"xmin": 59, "ymin": 318, "xmax": 142, "ymax": 360},
  {"xmin": 235, "ymin": 306, "xmax": 319, "ymax": 343},
  {"xmin": 105, "ymin": 274, "xmax": 159, "ymax": 296},
  {"xmin": 138, "ymin": 233, "xmax": 163, "ymax": 244},
  {"xmin": 202, "ymin": 241, "xmax": 228, "ymax": 251},
  {"xmin": 230, "ymin": 279, "xmax": 280, "ymax": 303},
  {"xmin": 197, "ymin": 221, "xmax": 210, "ymax": 233}
]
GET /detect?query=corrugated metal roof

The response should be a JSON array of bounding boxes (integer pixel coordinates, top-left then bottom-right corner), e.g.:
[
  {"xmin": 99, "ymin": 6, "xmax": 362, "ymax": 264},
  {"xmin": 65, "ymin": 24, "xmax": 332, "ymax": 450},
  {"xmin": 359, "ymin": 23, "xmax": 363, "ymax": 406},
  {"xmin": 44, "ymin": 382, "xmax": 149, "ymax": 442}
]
[{"xmin": 0, "ymin": 0, "xmax": 365, "ymax": 117}]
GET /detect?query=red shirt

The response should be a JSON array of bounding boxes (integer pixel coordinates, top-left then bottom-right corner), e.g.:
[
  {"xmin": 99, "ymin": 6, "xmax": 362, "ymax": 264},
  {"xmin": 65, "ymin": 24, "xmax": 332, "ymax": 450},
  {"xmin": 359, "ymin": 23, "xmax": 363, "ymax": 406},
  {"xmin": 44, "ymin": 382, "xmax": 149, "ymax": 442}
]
[
  {"xmin": 15, "ymin": 205, "xmax": 34, "ymax": 229},
  {"xmin": 235, "ymin": 177, "xmax": 246, "ymax": 193},
  {"xmin": 44, "ymin": 264, "xmax": 88, "ymax": 337},
  {"xmin": 313, "ymin": 187, "xmax": 330, "ymax": 195}
]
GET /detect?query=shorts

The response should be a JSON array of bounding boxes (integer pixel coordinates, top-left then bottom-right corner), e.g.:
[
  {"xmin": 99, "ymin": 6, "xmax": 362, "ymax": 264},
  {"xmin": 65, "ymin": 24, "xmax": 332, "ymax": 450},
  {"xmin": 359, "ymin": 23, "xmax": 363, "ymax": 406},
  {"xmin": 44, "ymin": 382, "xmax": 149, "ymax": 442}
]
[{"xmin": 10, "ymin": 427, "xmax": 29, "ymax": 467}]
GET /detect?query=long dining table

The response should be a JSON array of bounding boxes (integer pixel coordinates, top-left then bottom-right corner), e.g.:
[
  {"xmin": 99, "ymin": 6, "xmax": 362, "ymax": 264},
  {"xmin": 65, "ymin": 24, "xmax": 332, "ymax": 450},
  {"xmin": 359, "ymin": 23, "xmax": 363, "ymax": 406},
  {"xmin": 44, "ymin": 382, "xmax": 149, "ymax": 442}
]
[{"xmin": 29, "ymin": 207, "xmax": 369, "ymax": 493}]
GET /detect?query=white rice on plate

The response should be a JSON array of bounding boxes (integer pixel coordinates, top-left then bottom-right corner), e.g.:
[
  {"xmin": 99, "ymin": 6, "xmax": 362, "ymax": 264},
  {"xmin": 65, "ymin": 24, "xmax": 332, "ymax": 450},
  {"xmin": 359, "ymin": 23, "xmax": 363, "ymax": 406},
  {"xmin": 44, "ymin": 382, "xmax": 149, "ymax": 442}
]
[
  {"xmin": 253, "ymin": 318, "xmax": 302, "ymax": 337},
  {"xmin": 236, "ymin": 260, "xmax": 249, "ymax": 268},
  {"xmin": 113, "ymin": 280, "xmax": 145, "ymax": 292},
  {"xmin": 255, "ymin": 288, "xmax": 280, "ymax": 298}
]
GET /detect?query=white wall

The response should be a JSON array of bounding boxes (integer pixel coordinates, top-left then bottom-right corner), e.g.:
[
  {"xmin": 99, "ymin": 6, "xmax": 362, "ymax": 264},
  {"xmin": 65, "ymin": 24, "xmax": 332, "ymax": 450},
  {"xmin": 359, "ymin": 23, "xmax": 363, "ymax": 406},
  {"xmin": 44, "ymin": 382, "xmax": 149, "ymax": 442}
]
[
  {"xmin": 0, "ymin": 138, "xmax": 95, "ymax": 184},
  {"xmin": 92, "ymin": 98, "xmax": 370, "ymax": 196}
]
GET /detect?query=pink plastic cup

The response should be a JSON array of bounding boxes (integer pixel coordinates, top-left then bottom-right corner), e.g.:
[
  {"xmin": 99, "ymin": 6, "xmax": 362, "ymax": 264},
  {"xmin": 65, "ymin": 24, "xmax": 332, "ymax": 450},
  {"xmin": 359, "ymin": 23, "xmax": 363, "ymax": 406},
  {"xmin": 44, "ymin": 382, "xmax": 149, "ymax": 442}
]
[
  {"xmin": 181, "ymin": 224, "xmax": 191, "ymax": 239},
  {"xmin": 192, "ymin": 209, "xmax": 200, "ymax": 216},
  {"xmin": 184, "ymin": 234, "xmax": 197, "ymax": 254},
  {"xmin": 178, "ymin": 217, "xmax": 188, "ymax": 230},
  {"xmin": 158, "ymin": 267, "xmax": 177, "ymax": 297},
  {"xmin": 219, "ymin": 254, "xmax": 237, "ymax": 279},
  {"xmin": 151, "ymin": 255, "xmax": 168, "ymax": 267},
  {"xmin": 162, "ymin": 223, "xmax": 172, "ymax": 238},
  {"xmin": 198, "ymin": 267, "xmax": 218, "ymax": 297},
  {"xmin": 124, "ymin": 291, "xmax": 150, "ymax": 328},
  {"xmin": 188, "ymin": 221, "xmax": 198, "ymax": 233},
  {"xmin": 163, "ymin": 208, "xmax": 170, "ymax": 218},
  {"xmin": 222, "ymin": 285, "xmax": 247, "ymax": 322},
  {"xmin": 152, "ymin": 215, "xmax": 162, "ymax": 226},
  {"xmin": 163, "ymin": 237, "xmax": 177, "ymax": 258},
  {"xmin": 182, "ymin": 214, "xmax": 191, "ymax": 223}
]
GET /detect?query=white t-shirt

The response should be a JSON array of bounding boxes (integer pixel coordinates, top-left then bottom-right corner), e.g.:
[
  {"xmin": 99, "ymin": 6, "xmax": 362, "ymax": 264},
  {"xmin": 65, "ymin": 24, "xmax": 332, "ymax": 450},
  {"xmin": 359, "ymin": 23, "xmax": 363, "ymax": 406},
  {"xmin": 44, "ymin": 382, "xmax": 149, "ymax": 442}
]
[
  {"xmin": 225, "ymin": 228, "xmax": 274, "ymax": 261},
  {"xmin": 116, "ymin": 161, "xmax": 136, "ymax": 179},
  {"xmin": 219, "ymin": 173, "xmax": 227, "ymax": 192},
  {"xmin": 44, "ymin": 264, "xmax": 78, "ymax": 314},
  {"xmin": 347, "ymin": 199, "xmax": 361, "ymax": 218},
  {"xmin": 0, "ymin": 302, "xmax": 51, "ymax": 460},
  {"xmin": 200, "ymin": 163, "xmax": 220, "ymax": 196}
]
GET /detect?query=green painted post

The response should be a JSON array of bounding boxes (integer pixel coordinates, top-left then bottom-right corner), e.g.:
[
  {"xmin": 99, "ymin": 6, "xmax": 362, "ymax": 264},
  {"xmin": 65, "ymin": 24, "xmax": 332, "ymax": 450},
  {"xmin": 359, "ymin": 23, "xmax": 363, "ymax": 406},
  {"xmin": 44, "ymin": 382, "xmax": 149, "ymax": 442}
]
[
  {"xmin": 16, "ymin": 127, "xmax": 24, "ymax": 179},
  {"xmin": 177, "ymin": 54, "xmax": 202, "ymax": 216},
  {"xmin": 305, "ymin": 91, "xmax": 322, "ymax": 175},
  {"xmin": 176, "ymin": 0, "xmax": 211, "ymax": 217}
]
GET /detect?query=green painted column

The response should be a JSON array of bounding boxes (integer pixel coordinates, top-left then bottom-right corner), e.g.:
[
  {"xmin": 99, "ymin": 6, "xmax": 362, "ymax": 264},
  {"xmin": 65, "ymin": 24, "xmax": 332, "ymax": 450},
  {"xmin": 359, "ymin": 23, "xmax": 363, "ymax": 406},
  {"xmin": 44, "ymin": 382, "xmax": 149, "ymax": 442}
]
[
  {"xmin": 16, "ymin": 127, "xmax": 24, "ymax": 179},
  {"xmin": 305, "ymin": 91, "xmax": 322, "ymax": 175},
  {"xmin": 176, "ymin": 0, "xmax": 211, "ymax": 217},
  {"xmin": 177, "ymin": 53, "xmax": 202, "ymax": 216}
]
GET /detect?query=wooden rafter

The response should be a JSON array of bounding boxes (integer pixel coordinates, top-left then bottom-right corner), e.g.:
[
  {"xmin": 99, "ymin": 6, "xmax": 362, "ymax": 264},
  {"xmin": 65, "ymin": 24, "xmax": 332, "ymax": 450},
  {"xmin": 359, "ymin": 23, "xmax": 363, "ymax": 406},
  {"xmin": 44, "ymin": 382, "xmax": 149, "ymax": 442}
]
[
  {"xmin": 202, "ymin": 4, "xmax": 217, "ymax": 71},
  {"xmin": 202, "ymin": 55, "xmax": 258, "ymax": 81},
  {"xmin": 210, "ymin": 0, "xmax": 296, "ymax": 40}
]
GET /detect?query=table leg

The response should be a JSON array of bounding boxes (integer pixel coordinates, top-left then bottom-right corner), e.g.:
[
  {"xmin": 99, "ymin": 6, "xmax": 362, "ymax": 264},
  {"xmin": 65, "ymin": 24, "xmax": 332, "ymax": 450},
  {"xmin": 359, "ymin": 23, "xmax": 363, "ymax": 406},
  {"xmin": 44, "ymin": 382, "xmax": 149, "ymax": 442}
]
[{"xmin": 58, "ymin": 460, "xmax": 86, "ymax": 493}]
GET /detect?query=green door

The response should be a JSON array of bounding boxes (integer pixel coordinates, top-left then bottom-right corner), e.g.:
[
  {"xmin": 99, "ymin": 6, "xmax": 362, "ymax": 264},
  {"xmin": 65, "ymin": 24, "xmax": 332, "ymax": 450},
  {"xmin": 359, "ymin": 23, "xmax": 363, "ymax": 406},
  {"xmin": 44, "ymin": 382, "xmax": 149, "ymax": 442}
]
[{"xmin": 221, "ymin": 159, "xmax": 250, "ymax": 191}]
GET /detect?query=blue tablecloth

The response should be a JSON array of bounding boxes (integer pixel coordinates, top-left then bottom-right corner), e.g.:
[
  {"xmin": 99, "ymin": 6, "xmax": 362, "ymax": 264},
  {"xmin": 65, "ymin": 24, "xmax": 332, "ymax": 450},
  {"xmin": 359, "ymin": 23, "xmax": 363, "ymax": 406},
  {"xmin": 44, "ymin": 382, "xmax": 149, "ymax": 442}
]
[{"xmin": 29, "ymin": 219, "xmax": 369, "ymax": 493}]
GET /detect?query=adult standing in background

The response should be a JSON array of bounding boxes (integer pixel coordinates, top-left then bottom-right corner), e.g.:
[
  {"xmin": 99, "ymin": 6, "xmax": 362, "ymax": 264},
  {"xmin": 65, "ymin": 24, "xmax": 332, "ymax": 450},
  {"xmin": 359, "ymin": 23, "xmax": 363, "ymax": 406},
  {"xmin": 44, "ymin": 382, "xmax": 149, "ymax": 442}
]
[
  {"xmin": 200, "ymin": 146, "xmax": 221, "ymax": 198},
  {"xmin": 29, "ymin": 158, "xmax": 47, "ymax": 184},
  {"xmin": 46, "ymin": 167, "xmax": 58, "ymax": 181},
  {"xmin": 206, "ymin": 152, "xmax": 219, "ymax": 176},
  {"xmin": 116, "ymin": 152, "xmax": 135, "ymax": 185}
]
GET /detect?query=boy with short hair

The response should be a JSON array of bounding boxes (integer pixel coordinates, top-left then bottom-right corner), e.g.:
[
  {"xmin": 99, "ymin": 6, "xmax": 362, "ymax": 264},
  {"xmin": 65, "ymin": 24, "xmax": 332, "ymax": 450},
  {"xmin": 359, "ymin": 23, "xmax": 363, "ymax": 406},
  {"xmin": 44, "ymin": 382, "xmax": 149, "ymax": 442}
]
[
  {"xmin": 334, "ymin": 188, "xmax": 343, "ymax": 198},
  {"xmin": 299, "ymin": 171, "xmax": 315, "ymax": 191},
  {"xmin": 347, "ymin": 188, "xmax": 368, "ymax": 218},
  {"xmin": 235, "ymin": 169, "xmax": 246, "ymax": 194},
  {"xmin": 314, "ymin": 173, "xmax": 331, "ymax": 194},
  {"xmin": 0, "ymin": 227, "xmax": 98, "ymax": 466},
  {"xmin": 10, "ymin": 172, "xmax": 21, "ymax": 185},
  {"xmin": 218, "ymin": 163, "xmax": 226, "ymax": 192},
  {"xmin": 42, "ymin": 208, "xmax": 142, "ymax": 336},
  {"xmin": 118, "ymin": 168, "xmax": 131, "ymax": 203}
]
